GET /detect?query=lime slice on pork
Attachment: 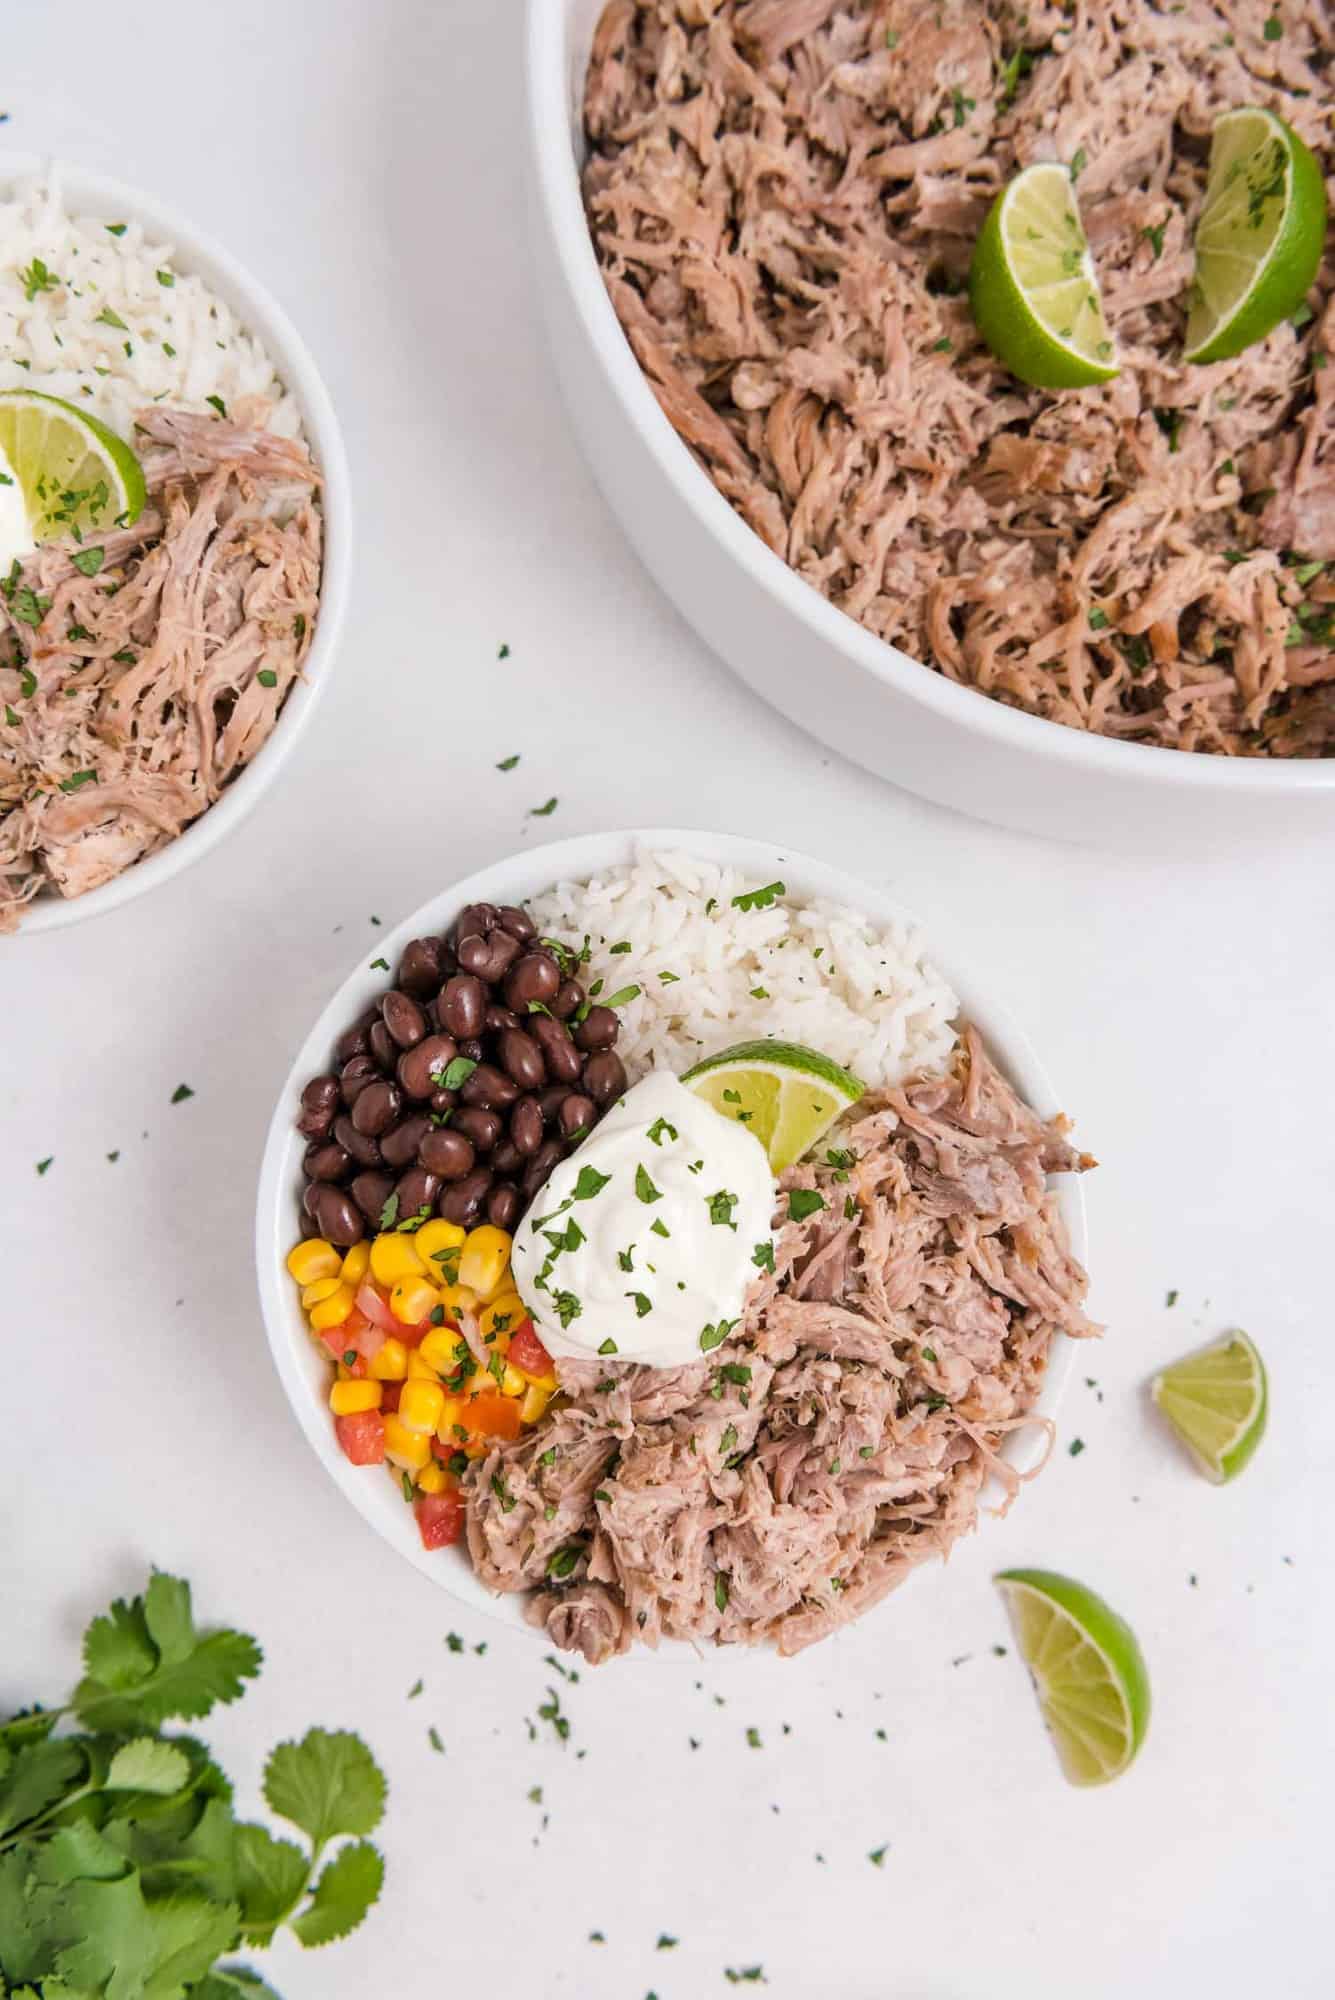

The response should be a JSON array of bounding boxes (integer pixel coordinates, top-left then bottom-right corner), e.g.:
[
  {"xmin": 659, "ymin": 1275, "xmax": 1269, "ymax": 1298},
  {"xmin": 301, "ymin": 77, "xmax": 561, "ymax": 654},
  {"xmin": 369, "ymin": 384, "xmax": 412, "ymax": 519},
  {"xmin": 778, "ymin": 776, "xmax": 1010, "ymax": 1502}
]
[
  {"xmin": 969, "ymin": 161, "xmax": 1118, "ymax": 388},
  {"xmin": 1150, "ymin": 1329, "xmax": 1267, "ymax": 1484},
  {"xmin": 0, "ymin": 388, "xmax": 146, "ymax": 542},
  {"xmin": 1183, "ymin": 108, "xmax": 1327, "ymax": 363},
  {"xmin": 682, "ymin": 1040, "xmax": 863, "ymax": 1171},
  {"xmin": 995, "ymin": 1569, "xmax": 1151, "ymax": 1787}
]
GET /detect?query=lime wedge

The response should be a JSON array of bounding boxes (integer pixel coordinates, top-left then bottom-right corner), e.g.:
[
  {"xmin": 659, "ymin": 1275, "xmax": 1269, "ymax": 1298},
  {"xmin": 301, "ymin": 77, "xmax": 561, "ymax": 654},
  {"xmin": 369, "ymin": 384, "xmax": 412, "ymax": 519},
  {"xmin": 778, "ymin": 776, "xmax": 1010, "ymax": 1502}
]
[
  {"xmin": 681, "ymin": 1039, "xmax": 864, "ymax": 1172},
  {"xmin": 0, "ymin": 388, "xmax": 146, "ymax": 543},
  {"xmin": 995, "ymin": 1569, "xmax": 1150, "ymax": 1787},
  {"xmin": 1184, "ymin": 109, "xmax": 1326, "ymax": 364},
  {"xmin": 1150, "ymin": 1329, "xmax": 1267, "ymax": 1484},
  {"xmin": 968, "ymin": 161, "xmax": 1118, "ymax": 389}
]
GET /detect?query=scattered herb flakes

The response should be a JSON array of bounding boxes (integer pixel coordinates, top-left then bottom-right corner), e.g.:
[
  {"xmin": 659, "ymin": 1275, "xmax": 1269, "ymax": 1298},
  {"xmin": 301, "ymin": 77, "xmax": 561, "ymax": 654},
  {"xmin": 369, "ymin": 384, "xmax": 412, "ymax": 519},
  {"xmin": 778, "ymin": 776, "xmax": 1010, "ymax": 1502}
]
[
  {"xmin": 496, "ymin": 753, "xmax": 520, "ymax": 770},
  {"xmin": 1165, "ymin": 1288, "xmax": 1179, "ymax": 1307},
  {"xmin": 589, "ymin": 1930, "xmax": 606, "ymax": 1943},
  {"xmin": 170, "ymin": 1082, "xmax": 194, "ymax": 1104},
  {"xmin": 257, "ymin": 667, "xmax": 278, "ymax": 688},
  {"xmin": 498, "ymin": 641, "xmax": 511, "ymax": 659},
  {"xmin": 1069, "ymin": 1437, "xmax": 1086, "ymax": 1457},
  {"xmin": 724, "ymin": 1969, "xmax": 767, "ymax": 1986},
  {"xmin": 752, "ymin": 1239, "xmax": 775, "ymax": 1273},
  {"xmin": 445, "ymin": 1632, "xmax": 464, "ymax": 1654},
  {"xmin": 538, "ymin": 1685, "xmax": 572, "ymax": 1741},
  {"xmin": 106, "ymin": 1149, "xmax": 120, "ymax": 1162},
  {"xmin": 699, "ymin": 1319, "xmax": 733, "ymax": 1353},
  {"xmin": 427, "ymin": 1725, "xmax": 445, "ymax": 1754},
  {"xmin": 529, "ymin": 796, "xmax": 558, "ymax": 817},
  {"xmin": 604, "ymin": 983, "xmax": 641, "ymax": 1009},
  {"xmin": 369, "ymin": 955, "xmax": 390, "ymax": 972},
  {"xmin": 657, "ymin": 1935, "xmax": 679, "ymax": 1951},
  {"xmin": 788, "ymin": 1188, "xmax": 825, "ymax": 1223},
  {"xmin": 635, "ymin": 1163, "xmax": 663, "ymax": 1204},
  {"xmin": 992, "ymin": 1643, "xmax": 1008, "ymax": 1656},
  {"xmin": 573, "ymin": 1163, "xmax": 612, "ymax": 1200},
  {"xmin": 598, "ymin": 1336, "xmax": 619, "ymax": 1355},
  {"xmin": 35, "ymin": 1155, "xmax": 53, "ymax": 1175},
  {"xmin": 1262, "ymin": 12, "xmax": 1282, "ymax": 35},
  {"xmin": 407, "ymin": 1678, "xmax": 424, "ymax": 1699},
  {"xmin": 205, "ymin": 393, "xmax": 228, "ymax": 417},
  {"xmin": 868, "ymin": 1845, "xmax": 889, "ymax": 1867},
  {"xmin": 70, "ymin": 544, "xmax": 105, "ymax": 577},
  {"xmin": 626, "ymin": 1293, "xmax": 652, "ymax": 1319},
  {"xmin": 731, "ymin": 880, "xmax": 785, "ymax": 912},
  {"xmin": 745, "ymin": 1726, "xmax": 762, "ymax": 1749},
  {"xmin": 1070, "ymin": 146, "xmax": 1087, "ymax": 179}
]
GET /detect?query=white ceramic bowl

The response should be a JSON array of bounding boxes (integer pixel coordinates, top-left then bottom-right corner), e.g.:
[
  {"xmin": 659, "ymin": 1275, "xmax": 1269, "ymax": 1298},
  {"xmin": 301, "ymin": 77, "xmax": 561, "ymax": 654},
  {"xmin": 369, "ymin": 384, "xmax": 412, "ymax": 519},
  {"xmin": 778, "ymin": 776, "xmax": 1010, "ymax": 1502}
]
[
  {"xmin": 3, "ymin": 153, "xmax": 350, "ymax": 933},
  {"xmin": 256, "ymin": 828, "xmax": 1088, "ymax": 1641},
  {"xmin": 525, "ymin": 5, "xmax": 1335, "ymax": 850}
]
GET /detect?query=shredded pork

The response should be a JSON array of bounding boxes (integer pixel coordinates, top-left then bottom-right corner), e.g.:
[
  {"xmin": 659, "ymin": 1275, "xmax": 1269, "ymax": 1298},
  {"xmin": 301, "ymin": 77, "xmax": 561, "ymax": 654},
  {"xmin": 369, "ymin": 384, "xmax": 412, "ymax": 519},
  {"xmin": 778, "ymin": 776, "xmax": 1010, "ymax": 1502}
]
[
  {"xmin": 0, "ymin": 400, "xmax": 321, "ymax": 928},
  {"xmin": 584, "ymin": 0, "xmax": 1335, "ymax": 756},
  {"xmin": 467, "ymin": 1027, "xmax": 1096, "ymax": 1663}
]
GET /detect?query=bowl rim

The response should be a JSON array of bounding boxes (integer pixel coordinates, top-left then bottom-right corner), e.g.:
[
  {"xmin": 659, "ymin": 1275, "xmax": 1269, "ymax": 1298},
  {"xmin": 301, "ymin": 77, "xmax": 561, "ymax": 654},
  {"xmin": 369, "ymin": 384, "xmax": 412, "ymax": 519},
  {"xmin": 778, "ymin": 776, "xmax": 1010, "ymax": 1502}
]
[
  {"xmin": 255, "ymin": 826, "xmax": 1090, "ymax": 1644},
  {"xmin": 524, "ymin": 1, "xmax": 1335, "ymax": 801},
  {"xmin": 0, "ymin": 149, "xmax": 352, "ymax": 935}
]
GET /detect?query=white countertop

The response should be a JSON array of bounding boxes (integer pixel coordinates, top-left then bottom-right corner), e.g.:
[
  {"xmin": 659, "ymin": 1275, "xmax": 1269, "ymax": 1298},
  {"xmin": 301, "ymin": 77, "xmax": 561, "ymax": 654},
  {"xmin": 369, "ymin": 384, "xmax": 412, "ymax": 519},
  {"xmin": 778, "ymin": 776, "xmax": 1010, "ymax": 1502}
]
[{"xmin": 3, "ymin": 4, "xmax": 1331, "ymax": 1995}]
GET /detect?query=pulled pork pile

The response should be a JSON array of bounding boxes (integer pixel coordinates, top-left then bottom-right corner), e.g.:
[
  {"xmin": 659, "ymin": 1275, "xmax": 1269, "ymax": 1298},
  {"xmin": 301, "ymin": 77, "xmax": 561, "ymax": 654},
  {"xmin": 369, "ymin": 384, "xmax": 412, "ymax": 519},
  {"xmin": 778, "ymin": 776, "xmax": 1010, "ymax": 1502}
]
[
  {"xmin": 0, "ymin": 402, "xmax": 321, "ymax": 928},
  {"xmin": 467, "ymin": 1027, "xmax": 1096, "ymax": 1664},
  {"xmin": 584, "ymin": 0, "xmax": 1335, "ymax": 755}
]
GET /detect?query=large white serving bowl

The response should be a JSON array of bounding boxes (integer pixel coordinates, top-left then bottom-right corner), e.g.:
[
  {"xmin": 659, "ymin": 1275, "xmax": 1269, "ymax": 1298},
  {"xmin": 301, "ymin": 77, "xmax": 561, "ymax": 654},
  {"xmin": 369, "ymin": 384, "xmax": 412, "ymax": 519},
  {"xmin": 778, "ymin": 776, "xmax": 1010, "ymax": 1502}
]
[
  {"xmin": 525, "ymin": 4, "xmax": 1335, "ymax": 851},
  {"xmin": 256, "ymin": 828, "xmax": 1089, "ymax": 1643},
  {"xmin": 3, "ymin": 153, "xmax": 351, "ymax": 934}
]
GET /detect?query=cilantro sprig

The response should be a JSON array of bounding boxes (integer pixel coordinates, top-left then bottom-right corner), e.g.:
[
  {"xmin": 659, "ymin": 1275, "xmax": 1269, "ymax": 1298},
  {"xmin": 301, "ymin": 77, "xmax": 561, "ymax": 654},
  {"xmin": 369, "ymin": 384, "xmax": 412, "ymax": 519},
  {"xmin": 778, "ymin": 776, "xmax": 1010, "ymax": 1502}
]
[{"xmin": 0, "ymin": 1570, "xmax": 387, "ymax": 1986}]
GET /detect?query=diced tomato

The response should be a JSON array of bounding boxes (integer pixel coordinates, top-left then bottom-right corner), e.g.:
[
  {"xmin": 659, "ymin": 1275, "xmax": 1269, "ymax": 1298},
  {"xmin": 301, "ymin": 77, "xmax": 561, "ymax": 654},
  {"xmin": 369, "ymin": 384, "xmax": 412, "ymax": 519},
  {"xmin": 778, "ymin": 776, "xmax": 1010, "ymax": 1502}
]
[
  {"xmin": 467, "ymin": 1391, "xmax": 522, "ymax": 1441},
  {"xmin": 507, "ymin": 1320, "xmax": 552, "ymax": 1377},
  {"xmin": 431, "ymin": 1432, "xmax": 466, "ymax": 1462},
  {"xmin": 416, "ymin": 1489, "xmax": 463, "ymax": 1550},
  {"xmin": 355, "ymin": 1281, "xmax": 398, "ymax": 1332},
  {"xmin": 380, "ymin": 1381, "xmax": 402, "ymax": 1412},
  {"xmin": 335, "ymin": 1410, "xmax": 385, "ymax": 1465},
  {"xmin": 397, "ymin": 1317, "xmax": 430, "ymax": 1350}
]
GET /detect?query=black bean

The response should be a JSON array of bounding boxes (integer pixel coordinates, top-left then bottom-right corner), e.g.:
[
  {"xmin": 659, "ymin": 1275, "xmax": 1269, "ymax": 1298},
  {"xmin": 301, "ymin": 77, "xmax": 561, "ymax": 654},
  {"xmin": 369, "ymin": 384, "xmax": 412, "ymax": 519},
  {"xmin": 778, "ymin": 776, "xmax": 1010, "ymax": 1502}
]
[
  {"xmin": 302, "ymin": 1180, "xmax": 325, "ymax": 1220},
  {"xmin": 487, "ymin": 1183, "xmax": 522, "ymax": 1230},
  {"xmin": 552, "ymin": 979, "xmax": 584, "ymax": 1021},
  {"xmin": 573, "ymin": 1006, "xmax": 618, "ymax": 1053},
  {"xmin": 311, "ymin": 1183, "xmax": 367, "ymax": 1245},
  {"xmin": 397, "ymin": 1033, "xmax": 459, "ymax": 1100},
  {"xmin": 455, "ymin": 902, "xmax": 499, "ymax": 941},
  {"xmin": 335, "ymin": 1023, "xmax": 370, "ymax": 1065},
  {"xmin": 303, "ymin": 1075, "xmax": 340, "ymax": 1116},
  {"xmin": 529, "ymin": 1012, "xmax": 583, "ymax": 1083},
  {"xmin": 368, "ymin": 1019, "xmax": 396, "ymax": 1072},
  {"xmin": 510, "ymin": 1096, "xmax": 545, "ymax": 1156},
  {"xmin": 430, "ymin": 1087, "xmax": 460, "ymax": 1116},
  {"xmin": 459, "ymin": 1037, "xmax": 485, "ymax": 1063},
  {"xmin": 485, "ymin": 1004, "xmax": 521, "ymax": 1035},
  {"xmin": 438, "ymin": 973, "xmax": 486, "ymax": 1039},
  {"xmin": 558, "ymin": 1093, "xmax": 596, "ymax": 1142},
  {"xmin": 419, "ymin": 1127, "xmax": 476, "ymax": 1180},
  {"xmin": 296, "ymin": 1100, "xmax": 335, "ymax": 1141},
  {"xmin": 350, "ymin": 1171, "xmax": 395, "ymax": 1224},
  {"xmin": 458, "ymin": 929, "xmax": 522, "ymax": 982},
  {"xmin": 305, "ymin": 1138, "xmax": 351, "ymax": 1181},
  {"xmin": 503, "ymin": 950, "xmax": 560, "ymax": 1011},
  {"xmin": 537, "ymin": 1085, "xmax": 573, "ymax": 1124},
  {"xmin": 491, "ymin": 1137, "xmax": 524, "ymax": 1174},
  {"xmin": 382, "ymin": 989, "xmax": 427, "ymax": 1049},
  {"xmin": 397, "ymin": 936, "xmax": 446, "ymax": 998},
  {"xmin": 522, "ymin": 1140, "xmax": 564, "ymax": 1200},
  {"xmin": 498, "ymin": 1027, "xmax": 545, "ymax": 1090},
  {"xmin": 380, "ymin": 1113, "xmax": 432, "ymax": 1168},
  {"xmin": 583, "ymin": 1049, "xmax": 628, "ymax": 1108},
  {"xmin": 338, "ymin": 1054, "xmax": 378, "ymax": 1107},
  {"xmin": 351, "ymin": 1077, "xmax": 401, "ymax": 1137},
  {"xmin": 333, "ymin": 1113, "xmax": 383, "ymax": 1169},
  {"xmin": 497, "ymin": 905, "xmax": 537, "ymax": 943},
  {"xmin": 451, "ymin": 1106, "xmax": 502, "ymax": 1153},
  {"xmin": 394, "ymin": 1167, "xmax": 442, "ymax": 1219},
  {"xmin": 461, "ymin": 1063, "xmax": 521, "ymax": 1110},
  {"xmin": 438, "ymin": 1167, "xmax": 493, "ymax": 1226}
]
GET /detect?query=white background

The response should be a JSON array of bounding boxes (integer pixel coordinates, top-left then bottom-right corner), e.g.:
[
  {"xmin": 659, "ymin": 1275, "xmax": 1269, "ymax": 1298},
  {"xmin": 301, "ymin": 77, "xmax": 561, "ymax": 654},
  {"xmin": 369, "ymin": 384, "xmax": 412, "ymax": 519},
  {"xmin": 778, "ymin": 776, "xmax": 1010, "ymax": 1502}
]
[{"xmin": 3, "ymin": 3, "xmax": 1333, "ymax": 1994}]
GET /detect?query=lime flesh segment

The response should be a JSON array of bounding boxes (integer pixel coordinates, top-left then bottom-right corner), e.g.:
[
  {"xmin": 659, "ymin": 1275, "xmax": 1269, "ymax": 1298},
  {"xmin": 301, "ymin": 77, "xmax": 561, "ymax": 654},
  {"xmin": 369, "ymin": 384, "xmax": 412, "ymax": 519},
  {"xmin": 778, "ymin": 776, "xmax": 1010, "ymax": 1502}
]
[
  {"xmin": 969, "ymin": 162, "xmax": 1118, "ymax": 389},
  {"xmin": 1151, "ymin": 1329, "xmax": 1267, "ymax": 1484},
  {"xmin": 0, "ymin": 388, "xmax": 146, "ymax": 543},
  {"xmin": 995, "ymin": 1569, "xmax": 1150, "ymax": 1787},
  {"xmin": 681, "ymin": 1039, "xmax": 864, "ymax": 1172},
  {"xmin": 1185, "ymin": 109, "xmax": 1327, "ymax": 363}
]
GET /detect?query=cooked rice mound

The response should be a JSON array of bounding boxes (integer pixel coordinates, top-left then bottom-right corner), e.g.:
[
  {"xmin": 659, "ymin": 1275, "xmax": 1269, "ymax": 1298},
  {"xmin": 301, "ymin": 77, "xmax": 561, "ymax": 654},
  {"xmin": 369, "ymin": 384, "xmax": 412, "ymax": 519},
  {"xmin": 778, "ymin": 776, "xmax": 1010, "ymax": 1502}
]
[{"xmin": 583, "ymin": 0, "xmax": 1335, "ymax": 756}]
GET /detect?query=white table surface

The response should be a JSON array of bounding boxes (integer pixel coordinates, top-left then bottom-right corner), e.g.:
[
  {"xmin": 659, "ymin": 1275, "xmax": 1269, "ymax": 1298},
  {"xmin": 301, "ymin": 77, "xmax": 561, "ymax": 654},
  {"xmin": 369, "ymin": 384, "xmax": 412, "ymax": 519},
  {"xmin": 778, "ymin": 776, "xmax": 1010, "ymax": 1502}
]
[{"xmin": 4, "ymin": 4, "xmax": 1333, "ymax": 1994}]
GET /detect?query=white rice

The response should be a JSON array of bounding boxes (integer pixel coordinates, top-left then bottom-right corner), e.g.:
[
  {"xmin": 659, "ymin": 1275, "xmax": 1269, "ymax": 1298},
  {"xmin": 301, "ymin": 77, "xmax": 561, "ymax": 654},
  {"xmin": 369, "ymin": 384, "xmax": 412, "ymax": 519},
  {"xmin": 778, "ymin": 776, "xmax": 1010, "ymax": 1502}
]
[
  {"xmin": 0, "ymin": 175, "xmax": 301, "ymax": 442},
  {"xmin": 526, "ymin": 848, "xmax": 959, "ymax": 1089}
]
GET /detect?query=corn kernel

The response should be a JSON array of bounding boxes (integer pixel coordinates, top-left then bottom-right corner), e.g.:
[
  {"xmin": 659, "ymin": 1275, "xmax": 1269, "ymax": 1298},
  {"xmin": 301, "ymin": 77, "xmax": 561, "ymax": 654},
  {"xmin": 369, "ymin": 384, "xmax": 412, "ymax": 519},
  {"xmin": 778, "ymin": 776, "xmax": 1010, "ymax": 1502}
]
[
  {"xmin": 417, "ymin": 1459, "xmax": 448, "ymax": 1495},
  {"xmin": 383, "ymin": 1412, "xmax": 431, "ymax": 1469},
  {"xmin": 415, "ymin": 1218, "xmax": 466, "ymax": 1276},
  {"xmin": 399, "ymin": 1378, "xmax": 446, "ymax": 1434},
  {"xmin": 370, "ymin": 1233, "xmax": 426, "ymax": 1288},
  {"xmin": 527, "ymin": 1371, "xmax": 559, "ymax": 1394},
  {"xmin": 463, "ymin": 1436, "xmax": 487, "ymax": 1459},
  {"xmin": 390, "ymin": 1275, "xmax": 439, "ymax": 1326},
  {"xmin": 369, "ymin": 1337, "xmax": 409, "ymax": 1381},
  {"xmin": 435, "ymin": 1398, "xmax": 467, "ymax": 1441},
  {"xmin": 479, "ymin": 1292, "xmax": 524, "ymax": 1342},
  {"xmin": 458, "ymin": 1225, "xmax": 512, "ymax": 1302},
  {"xmin": 419, "ymin": 1327, "xmax": 467, "ymax": 1374},
  {"xmin": 341, "ymin": 1241, "xmax": 371, "ymax": 1286},
  {"xmin": 407, "ymin": 1349, "xmax": 438, "ymax": 1380},
  {"xmin": 301, "ymin": 1275, "xmax": 343, "ymax": 1309},
  {"xmin": 501, "ymin": 1363, "xmax": 527, "ymax": 1398},
  {"xmin": 329, "ymin": 1378, "xmax": 382, "ymax": 1415},
  {"xmin": 520, "ymin": 1384, "xmax": 553, "ymax": 1425},
  {"xmin": 287, "ymin": 1237, "xmax": 341, "ymax": 1286},
  {"xmin": 436, "ymin": 1282, "xmax": 480, "ymax": 1322},
  {"xmin": 309, "ymin": 1283, "xmax": 355, "ymax": 1331}
]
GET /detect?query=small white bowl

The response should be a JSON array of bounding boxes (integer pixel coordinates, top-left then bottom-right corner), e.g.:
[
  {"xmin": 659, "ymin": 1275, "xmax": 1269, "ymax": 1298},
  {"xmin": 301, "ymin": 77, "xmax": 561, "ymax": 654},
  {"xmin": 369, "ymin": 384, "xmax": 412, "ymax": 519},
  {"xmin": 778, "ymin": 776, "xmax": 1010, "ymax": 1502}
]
[
  {"xmin": 525, "ymin": 3, "xmax": 1335, "ymax": 850},
  {"xmin": 256, "ymin": 829, "xmax": 1089, "ymax": 1643},
  {"xmin": 2, "ymin": 153, "xmax": 350, "ymax": 933}
]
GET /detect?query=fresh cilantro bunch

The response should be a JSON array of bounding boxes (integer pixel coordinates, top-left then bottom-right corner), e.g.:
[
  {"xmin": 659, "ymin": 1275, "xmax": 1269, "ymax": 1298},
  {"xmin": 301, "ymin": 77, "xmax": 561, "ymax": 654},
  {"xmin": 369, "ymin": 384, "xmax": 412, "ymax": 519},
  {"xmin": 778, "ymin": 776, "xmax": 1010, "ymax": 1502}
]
[{"xmin": 0, "ymin": 1571, "xmax": 386, "ymax": 1998}]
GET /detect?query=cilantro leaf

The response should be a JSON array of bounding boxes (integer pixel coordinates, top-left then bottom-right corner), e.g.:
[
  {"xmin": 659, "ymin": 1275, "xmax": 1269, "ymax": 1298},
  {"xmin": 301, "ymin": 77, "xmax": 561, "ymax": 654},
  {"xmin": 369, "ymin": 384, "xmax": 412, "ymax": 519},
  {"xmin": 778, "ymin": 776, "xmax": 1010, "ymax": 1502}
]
[
  {"xmin": 234, "ymin": 1821, "xmax": 310, "ymax": 1942},
  {"xmin": 290, "ymin": 1838, "xmax": 385, "ymax": 1946},
  {"xmin": 53, "ymin": 1869, "xmax": 237, "ymax": 1997},
  {"xmin": 787, "ymin": 1189, "xmax": 826, "ymax": 1223},
  {"xmin": 74, "ymin": 1572, "xmax": 261, "ymax": 1731},
  {"xmin": 104, "ymin": 1738, "xmax": 193, "ymax": 1795},
  {"xmin": 193, "ymin": 1970, "xmax": 286, "ymax": 2000},
  {"xmin": 0, "ymin": 1737, "xmax": 86, "ymax": 1838},
  {"xmin": 262, "ymin": 1728, "xmax": 386, "ymax": 1847}
]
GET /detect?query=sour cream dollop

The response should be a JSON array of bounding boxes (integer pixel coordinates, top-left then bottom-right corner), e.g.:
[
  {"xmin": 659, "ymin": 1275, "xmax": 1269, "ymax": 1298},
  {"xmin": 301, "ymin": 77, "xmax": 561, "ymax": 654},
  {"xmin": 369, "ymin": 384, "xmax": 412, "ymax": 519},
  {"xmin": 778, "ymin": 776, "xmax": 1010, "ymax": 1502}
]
[{"xmin": 512, "ymin": 1070, "xmax": 775, "ymax": 1368}]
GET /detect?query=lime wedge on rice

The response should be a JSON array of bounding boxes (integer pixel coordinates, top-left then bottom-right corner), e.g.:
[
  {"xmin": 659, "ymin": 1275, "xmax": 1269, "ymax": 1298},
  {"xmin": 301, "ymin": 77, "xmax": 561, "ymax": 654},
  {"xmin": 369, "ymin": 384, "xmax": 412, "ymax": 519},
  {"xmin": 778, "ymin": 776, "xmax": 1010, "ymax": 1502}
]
[
  {"xmin": 1150, "ymin": 1328, "xmax": 1267, "ymax": 1484},
  {"xmin": 682, "ymin": 1039, "xmax": 864, "ymax": 1171},
  {"xmin": 0, "ymin": 388, "xmax": 145, "ymax": 543},
  {"xmin": 1184, "ymin": 108, "xmax": 1327, "ymax": 364},
  {"xmin": 995, "ymin": 1569, "xmax": 1150, "ymax": 1787},
  {"xmin": 969, "ymin": 161, "xmax": 1118, "ymax": 389}
]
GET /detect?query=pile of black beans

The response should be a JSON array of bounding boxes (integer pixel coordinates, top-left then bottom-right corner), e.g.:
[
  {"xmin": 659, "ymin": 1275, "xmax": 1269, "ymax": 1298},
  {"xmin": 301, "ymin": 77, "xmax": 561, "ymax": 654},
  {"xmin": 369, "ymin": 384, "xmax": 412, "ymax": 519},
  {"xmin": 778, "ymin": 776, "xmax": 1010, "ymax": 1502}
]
[{"xmin": 297, "ymin": 902, "xmax": 628, "ymax": 1248}]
